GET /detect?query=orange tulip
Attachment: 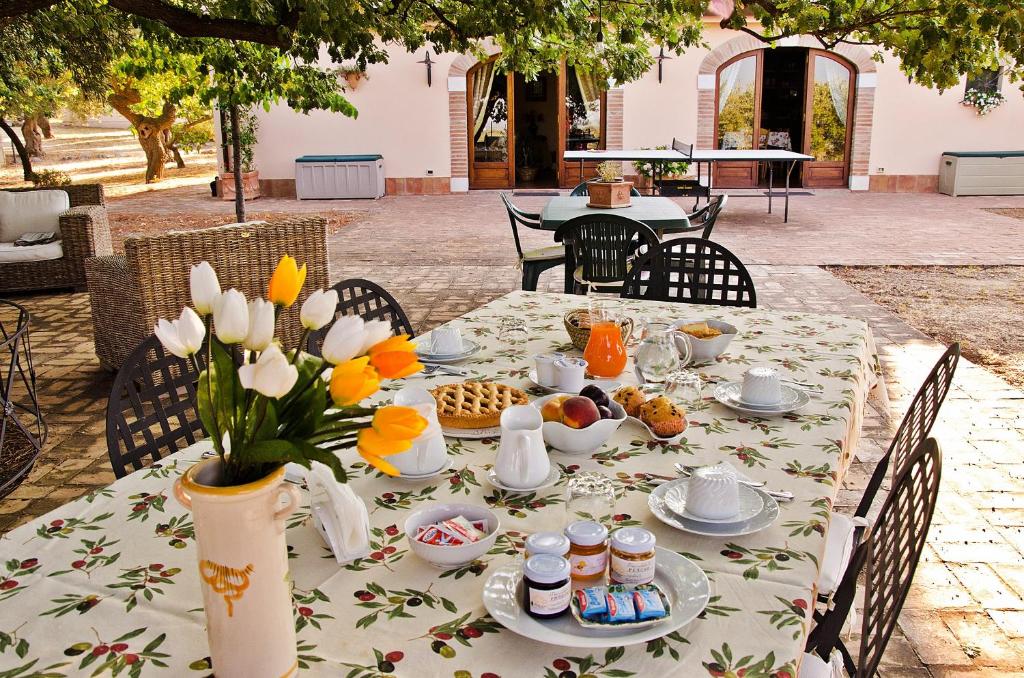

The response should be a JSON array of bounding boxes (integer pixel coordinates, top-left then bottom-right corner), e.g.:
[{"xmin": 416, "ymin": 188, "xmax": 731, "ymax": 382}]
[
  {"xmin": 367, "ymin": 335, "xmax": 423, "ymax": 379},
  {"xmin": 372, "ymin": 405, "xmax": 428, "ymax": 441},
  {"xmin": 329, "ymin": 357, "xmax": 380, "ymax": 406},
  {"xmin": 356, "ymin": 428, "xmax": 408, "ymax": 476},
  {"xmin": 267, "ymin": 255, "xmax": 307, "ymax": 307}
]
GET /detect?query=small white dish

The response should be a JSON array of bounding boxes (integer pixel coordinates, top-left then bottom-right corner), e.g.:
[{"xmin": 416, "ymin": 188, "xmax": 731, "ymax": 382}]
[
  {"xmin": 396, "ymin": 458, "xmax": 453, "ymax": 481},
  {"xmin": 714, "ymin": 382, "xmax": 810, "ymax": 416},
  {"xmin": 441, "ymin": 425, "xmax": 502, "ymax": 440},
  {"xmin": 405, "ymin": 502, "xmax": 500, "ymax": 568},
  {"xmin": 626, "ymin": 416, "xmax": 686, "ymax": 444},
  {"xmin": 482, "ymin": 547, "xmax": 709, "ymax": 648},
  {"xmin": 532, "ymin": 393, "xmax": 626, "ymax": 455},
  {"xmin": 527, "ymin": 371, "xmax": 621, "ymax": 394},
  {"xmin": 662, "ymin": 479, "xmax": 765, "ymax": 524},
  {"xmin": 486, "ymin": 466, "xmax": 561, "ymax": 493},
  {"xmin": 416, "ymin": 338, "xmax": 481, "ymax": 363},
  {"xmin": 648, "ymin": 483, "xmax": 779, "ymax": 537}
]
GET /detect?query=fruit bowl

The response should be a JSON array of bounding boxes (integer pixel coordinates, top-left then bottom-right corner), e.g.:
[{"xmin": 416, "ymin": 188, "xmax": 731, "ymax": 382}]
[
  {"xmin": 405, "ymin": 503, "xmax": 500, "ymax": 568},
  {"xmin": 671, "ymin": 319, "xmax": 737, "ymax": 364},
  {"xmin": 532, "ymin": 393, "xmax": 626, "ymax": 455}
]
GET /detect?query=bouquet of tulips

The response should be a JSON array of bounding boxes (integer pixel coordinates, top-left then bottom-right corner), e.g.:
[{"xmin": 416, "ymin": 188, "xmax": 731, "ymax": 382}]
[{"xmin": 153, "ymin": 255, "xmax": 428, "ymax": 486}]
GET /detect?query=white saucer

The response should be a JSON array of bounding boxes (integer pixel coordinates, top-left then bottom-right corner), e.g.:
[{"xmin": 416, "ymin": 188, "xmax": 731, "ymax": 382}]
[
  {"xmin": 713, "ymin": 382, "xmax": 809, "ymax": 416},
  {"xmin": 441, "ymin": 425, "xmax": 502, "ymax": 440},
  {"xmin": 485, "ymin": 466, "xmax": 561, "ymax": 493},
  {"xmin": 527, "ymin": 371, "xmax": 621, "ymax": 394},
  {"xmin": 662, "ymin": 479, "xmax": 765, "ymax": 524},
  {"xmin": 648, "ymin": 482, "xmax": 779, "ymax": 537},
  {"xmin": 416, "ymin": 337, "xmax": 481, "ymax": 363},
  {"xmin": 627, "ymin": 416, "xmax": 686, "ymax": 444},
  {"xmin": 396, "ymin": 458, "xmax": 453, "ymax": 481}
]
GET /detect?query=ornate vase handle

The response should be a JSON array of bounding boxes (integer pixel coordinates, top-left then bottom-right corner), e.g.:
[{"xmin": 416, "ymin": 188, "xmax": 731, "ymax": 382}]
[{"xmin": 273, "ymin": 484, "xmax": 301, "ymax": 533}]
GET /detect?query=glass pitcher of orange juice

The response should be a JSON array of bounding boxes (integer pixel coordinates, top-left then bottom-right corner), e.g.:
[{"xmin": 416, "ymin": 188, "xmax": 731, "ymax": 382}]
[{"xmin": 583, "ymin": 300, "xmax": 628, "ymax": 378}]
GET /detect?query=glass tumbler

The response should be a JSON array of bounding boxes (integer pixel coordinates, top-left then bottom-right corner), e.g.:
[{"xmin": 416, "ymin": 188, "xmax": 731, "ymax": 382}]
[{"xmin": 565, "ymin": 471, "xmax": 617, "ymax": 526}]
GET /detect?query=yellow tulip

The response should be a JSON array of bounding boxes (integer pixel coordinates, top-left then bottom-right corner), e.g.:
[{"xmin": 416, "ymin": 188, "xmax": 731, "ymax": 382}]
[
  {"xmin": 267, "ymin": 255, "xmax": 307, "ymax": 307},
  {"xmin": 356, "ymin": 428, "xmax": 408, "ymax": 476},
  {"xmin": 329, "ymin": 357, "xmax": 380, "ymax": 406},
  {"xmin": 367, "ymin": 335, "xmax": 423, "ymax": 379},
  {"xmin": 372, "ymin": 405, "xmax": 427, "ymax": 440}
]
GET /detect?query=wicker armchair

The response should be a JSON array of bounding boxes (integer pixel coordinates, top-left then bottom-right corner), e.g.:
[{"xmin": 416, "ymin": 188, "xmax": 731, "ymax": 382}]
[
  {"xmin": 0, "ymin": 184, "xmax": 111, "ymax": 294},
  {"xmin": 85, "ymin": 216, "xmax": 328, "ymax": 371}
]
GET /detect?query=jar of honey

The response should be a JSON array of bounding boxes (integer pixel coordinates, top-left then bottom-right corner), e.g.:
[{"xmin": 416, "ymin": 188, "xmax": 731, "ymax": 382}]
[
  {"xmin": 609, "ymin": 527, "xmax": 656, "ymax": 585},
  {"xmin": 522, "ymin": 554, "xmax": 571, "ymax": 619},
  {"xmin": 564, "ymin": 520, "xmax": 609, "ymax": 581},
  {"xmin": 525, "ymin": 531, "xmax": 571, "ymax": 559}
]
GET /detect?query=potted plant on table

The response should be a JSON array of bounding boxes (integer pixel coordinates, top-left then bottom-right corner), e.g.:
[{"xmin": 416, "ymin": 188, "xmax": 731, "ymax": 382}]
[
  {"xmin": 220, "ymin": 106, "xmax": 261, "ymax": 201},
  {"xmin": 587, "ymin": 160, "xmax": 633, "ymax": 208},
  {"xmin": 161, "ymin": 256, "xmax": 426, "ymax": 678},
  {"xmin": 632, "ymin": 145, "xmax": 691, "ymax": 195}
]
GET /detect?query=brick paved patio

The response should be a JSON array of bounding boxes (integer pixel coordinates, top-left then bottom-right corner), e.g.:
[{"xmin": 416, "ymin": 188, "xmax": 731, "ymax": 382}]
[{"xmin": 1, "ymin": 188, "xmax": 1023, "ymax": 676}]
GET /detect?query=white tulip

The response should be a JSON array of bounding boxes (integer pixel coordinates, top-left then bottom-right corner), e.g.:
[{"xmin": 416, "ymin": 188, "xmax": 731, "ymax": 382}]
[
  {"xmin": 244, "ymin": 298, "xmax": 276, "ymax": 352},
  {"xmin": 320, "ymin": 315, "xmax": 366, "ymax": 364},
  {"xmin": 300, "ymin": 289, "xmax": 338, "ymax": 330},
  {"xmin": 360, "ymin": 319, "xmax": 393, "ymax": 353},
  {"xmin": 154, "ymin": 306, "xmax": 206, "ymax": 358},
  {"xmin": 189, "ymin": 261, "xmax": 221, "ymax": 315},
  {"xmin": 212, "ymin": 289, "xmax": 249, "ymax": 344},
  {"xmin": 238, "ymin": 344, "xmax": 298, "ymax": 398}
]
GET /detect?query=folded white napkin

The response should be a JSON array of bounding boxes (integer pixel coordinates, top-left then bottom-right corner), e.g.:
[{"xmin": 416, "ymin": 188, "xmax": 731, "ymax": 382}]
[{"xmin": 306, "ymin": 461, "xmax": 371, "ymax": 564}]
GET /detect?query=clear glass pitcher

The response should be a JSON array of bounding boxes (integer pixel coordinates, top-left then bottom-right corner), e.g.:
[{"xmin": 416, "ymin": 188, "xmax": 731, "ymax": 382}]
[{"xmin": 634, "ymin": 320, "xmax": 689, "ymax": 384}]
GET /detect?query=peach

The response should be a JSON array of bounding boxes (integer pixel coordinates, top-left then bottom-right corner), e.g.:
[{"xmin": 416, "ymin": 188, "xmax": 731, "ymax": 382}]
[
  {"xmin": 541, "ymin": 394, "xmax": 571, "ymax": 423},
  {"xmin": 561, "ymin": 396, "xmax": 601, "ymax": 429}
]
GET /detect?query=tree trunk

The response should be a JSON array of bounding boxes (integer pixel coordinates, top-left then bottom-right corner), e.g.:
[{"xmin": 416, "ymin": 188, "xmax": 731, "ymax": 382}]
[
  {"xmin": 0, "ymin": 116, "xmax": 33, "ymax": 181},
  {"xmin": 109, "ymin": 82, "xmax": 177, "ymax": 183},
  {"xmin": 229, "ymin": 103, "xmax": 245, "ymax": 223},
  {"xmin": 21, "ymin": 117, "xmax": 44, "ymax": 158},
  {"xmin": 37, "ymin": 114, "xmax": 52, "ymax": 139}
]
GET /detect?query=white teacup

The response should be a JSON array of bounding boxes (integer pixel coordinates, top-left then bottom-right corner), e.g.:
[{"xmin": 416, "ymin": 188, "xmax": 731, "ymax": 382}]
[
  {"xmin": 741, "ymin": 366, "xmax": 783, "ymax": 406},
  {"xmin": 430, "ymin": 327, "xmax": 465, "ymax": 355},
  {"xmin": 534, "ymin": 353, "xmax": 564, "ymax": 388},
  {"xmin": 553, "ymin": 357, "xmax": 588, "ymax": 393},
  {"xmin": 686, "ymin": 464, "xmax": 740, "ymax": 520}
]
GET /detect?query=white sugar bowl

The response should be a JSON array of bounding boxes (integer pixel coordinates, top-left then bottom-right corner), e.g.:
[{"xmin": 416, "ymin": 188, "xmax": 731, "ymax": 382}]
[
  {"xmin": 740, "ymin": 366, "xmax": 783, "ymax": 406},
  {"xmin": 686, "ymin": 464, "xmax": 740, "ymax": 520}
]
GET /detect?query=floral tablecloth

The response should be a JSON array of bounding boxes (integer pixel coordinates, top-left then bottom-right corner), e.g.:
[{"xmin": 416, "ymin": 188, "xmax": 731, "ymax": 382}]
[{"xmin": 0, "ymin": 291, "xmax": 884, "ymax": 678}]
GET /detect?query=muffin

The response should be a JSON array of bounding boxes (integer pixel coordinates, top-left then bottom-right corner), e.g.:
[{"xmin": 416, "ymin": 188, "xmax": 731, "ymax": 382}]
[
  {"xmin": 639, "ymin": 396, "xmax": 687, "ymax": 438},
  {"xmin": 613, "ymin": 386, "xmax": 646, "ymax": 418}
]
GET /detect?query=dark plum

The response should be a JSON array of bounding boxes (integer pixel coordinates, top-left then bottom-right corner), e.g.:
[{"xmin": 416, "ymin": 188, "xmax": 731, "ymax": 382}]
[
  {"xmin": 597, "ymin": 405, "xmax": 614, "ymax": 419},
  {"xmin": 579, "ymin": 384, "xmax": 610, "ymax": 409}
]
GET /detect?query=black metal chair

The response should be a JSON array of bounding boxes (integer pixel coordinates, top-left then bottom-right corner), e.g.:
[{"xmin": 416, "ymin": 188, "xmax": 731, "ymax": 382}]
[
  {"xmin": 682, "ymin": 194, "xmax": 728, "ymax": 241},
  {"xmin": 620, "ymin": 237, "xmax": 757, "ymax": 307},
  {"xmin": 307, "ymin": 278, "xmax": 415, "ymax": 357},
  {"xmin": 804, "ymin": 437, "xmax": 943, "ymax": 677},
  {"xmin": 1, "ymin": 300, "xmax": 47, "ymax": 499},
  {"xmin": 106, "ymin": 335, "xmax": 205, "ymax": 478},
  {"xmin": 500, "ymin": 193, "xmax": 566, "ymax": 292},
  {"xmin": 554, "ymin": 214, "xmax": 660, "ymax": 295},
  {"xmin": 569, "ymin": 181, "xmax": 642, "ymax": 198}
]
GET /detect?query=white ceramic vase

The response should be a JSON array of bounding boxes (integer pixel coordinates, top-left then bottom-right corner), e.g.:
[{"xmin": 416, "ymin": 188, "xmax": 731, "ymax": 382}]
[{"xmin": 174, "ymin": 458, "xmax": 301, "ymax": 678}]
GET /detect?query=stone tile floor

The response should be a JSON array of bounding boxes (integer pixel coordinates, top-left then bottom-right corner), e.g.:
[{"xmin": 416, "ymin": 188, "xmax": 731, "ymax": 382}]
[{"xmin": 2, "ymin": 188, "xmax": 1023, "ymax": 676}]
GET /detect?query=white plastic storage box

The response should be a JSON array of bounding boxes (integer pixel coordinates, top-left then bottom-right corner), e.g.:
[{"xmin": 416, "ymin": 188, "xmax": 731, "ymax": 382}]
[
  {"xmin": 938, "ymin": 151, "xmax": 1024, "ymax": 196},
  {"xmin": 295, "ymin": 154, "xmax": 385, "ymax": 199}
]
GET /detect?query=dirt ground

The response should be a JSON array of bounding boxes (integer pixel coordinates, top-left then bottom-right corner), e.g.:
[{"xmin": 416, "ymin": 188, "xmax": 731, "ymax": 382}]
[{"xmin": 831, "ymin": 265, "xmax": 1024, "ymax": 388}]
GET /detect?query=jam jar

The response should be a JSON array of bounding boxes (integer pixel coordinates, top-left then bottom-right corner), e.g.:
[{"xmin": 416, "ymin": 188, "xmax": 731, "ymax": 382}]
[
  {"xmin": 564, "ymin": 520, "xmax": 609, "ymax": 581},
  {"xmin": 522, "ymin": 554, "xmax": 571, "ymax": 619},
  {"xmin": 524, "ymin": 531, "xmax": 571, "ymax": 559},
  {"xmin": 609, "ymin": 527, "xmax": 657, "ymax": 585}
]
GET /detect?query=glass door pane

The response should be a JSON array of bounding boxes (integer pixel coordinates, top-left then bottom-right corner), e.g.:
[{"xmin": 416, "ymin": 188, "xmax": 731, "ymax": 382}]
[
  {"xmin": 565, "ymin": 66, "xmax": 603, "ymax": 151},
  {"xmin": 808, "ymin": 56, "xmax": 850, "ymax": 162},
  {"xmin": 472, "ymin": 65, "xmax": 509, "ymax": 164},
  {"xmin": 717, "ymin": 56, "xmax": 758, "ymax": 150}
]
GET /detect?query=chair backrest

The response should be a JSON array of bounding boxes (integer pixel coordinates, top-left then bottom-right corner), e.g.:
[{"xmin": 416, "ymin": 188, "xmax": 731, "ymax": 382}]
[
  {"xmin": 621, "ymin": 237, "xmax": 756, "ymax": 307},
  {"xmin": 106, "ymin": 335, "xmax": 204, "ymax": 478},
  {"xmin": 307, "ymin": 278, "xmax": 415, "ymax": 357},
  {"xmin": 500, "ymin": 193, "xmax": 543, "ymax": 259},
  {"xmin": 569, "ymin": 181, "xmax": 642, "ymax": 198},
  {"xmin": 671, "ymin": 138, "xmax": 694, "ymax": 158},
  {"xmin": 124, "ymin": 217, "xmax": 329, "ymax": 352},
  {"xmin": 674, "ymin": 194, "xmax": 728, "ymax": 240},
  {"xmin": 554, "ymin": 214, "xmax": 659, "ymax": 285},
  {"xmin": 855, "ymin": 342, "xmax": 959, "ymax": 517}
]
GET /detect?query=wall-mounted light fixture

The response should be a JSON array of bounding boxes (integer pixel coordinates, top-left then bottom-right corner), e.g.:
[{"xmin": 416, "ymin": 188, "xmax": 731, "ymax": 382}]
[
  {"xmin": 655, "ymin": 46, "xmax": 672, "ymax": 84},
  {"xmin": 417, "ymin": 51, "xmax": 434, "ymax": 87}
]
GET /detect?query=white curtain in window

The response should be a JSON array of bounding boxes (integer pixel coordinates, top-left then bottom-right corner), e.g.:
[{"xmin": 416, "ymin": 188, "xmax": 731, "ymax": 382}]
[
  {"xmin": 575, "ymin": 69, "xmax": 602, "ymax": 109},
  {"xmin": 717, "ymin": 59, "xmax": 744, "ymax": 114},
  {"xmin": 820, "ymin": 58, "xmax": 849, "ymax": 123},
  {"xmin": 471, "ymin": 61, "xmax": 497, "ymax": 137}
]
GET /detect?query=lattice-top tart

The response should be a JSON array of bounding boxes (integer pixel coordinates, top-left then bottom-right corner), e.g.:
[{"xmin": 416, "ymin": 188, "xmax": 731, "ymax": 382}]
[{"xmin": 430, "ymin": 381, "xmax": 529, "ymax": 429}]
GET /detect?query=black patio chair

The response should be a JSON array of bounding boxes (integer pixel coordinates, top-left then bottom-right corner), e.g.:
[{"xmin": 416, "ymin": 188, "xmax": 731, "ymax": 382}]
[
  {"xmin": 500, "ymin": 193, "xmax": 565, "ymax": 292},
  {"xmin": 307, "ymin": 278, "xmax": 415, "ymax": 357},
  {"xmin": 682, "ymin": 194, "xmax": 728, "ymax": 241},
  {"xmin": 554, "ymin": 213, "xmax": 659, "ymax": 295},
  {"xmin": 620, "ymin": 237, "xmax": 757, "ymax": 307},
  {"xmin": 106, "ymin": 335, "xmax": 205, "ymax": 478},
  {"xmin": 804, "ymin": 437, "xmax": 943, "ymax": 677},
  {"xmin": 569, "ymin": 181, "xmax": 642, "ymax": 198}
]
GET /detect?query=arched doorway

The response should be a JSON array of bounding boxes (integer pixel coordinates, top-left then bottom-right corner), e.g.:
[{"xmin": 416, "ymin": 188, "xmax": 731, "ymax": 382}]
[
  {"xmin": 466, "ymin": 57, "xmax": 608, "ymax": 190},
  {"xmin": 714, "ymin": 47, "xmax": 855, "ymax": 188}
]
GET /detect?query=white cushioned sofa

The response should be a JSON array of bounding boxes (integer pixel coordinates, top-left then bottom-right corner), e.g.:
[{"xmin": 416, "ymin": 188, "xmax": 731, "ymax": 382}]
[{"xmin": 0, "ymin": 184, "xmax": 112, "ymax": 293}]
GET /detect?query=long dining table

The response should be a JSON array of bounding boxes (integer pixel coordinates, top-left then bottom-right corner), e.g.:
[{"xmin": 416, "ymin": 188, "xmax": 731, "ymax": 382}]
[{"xmin": 0, "ymin": 291, "xmax": 884, "ymax": 677}]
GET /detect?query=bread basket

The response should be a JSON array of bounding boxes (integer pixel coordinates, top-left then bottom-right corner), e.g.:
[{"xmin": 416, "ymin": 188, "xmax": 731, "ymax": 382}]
[{"xmin": 563, "ymin": 309, "xmax": 634, "ymax": 351}]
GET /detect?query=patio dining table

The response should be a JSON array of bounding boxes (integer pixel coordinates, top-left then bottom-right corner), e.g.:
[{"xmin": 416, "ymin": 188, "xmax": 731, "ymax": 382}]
[
  {"xmin": 539, "ymin": 196, "xmax": 691, "ymax": 234},
  {"xmin": 0, "ymin": 291, "xmax": 884, "ymax": 677}
]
